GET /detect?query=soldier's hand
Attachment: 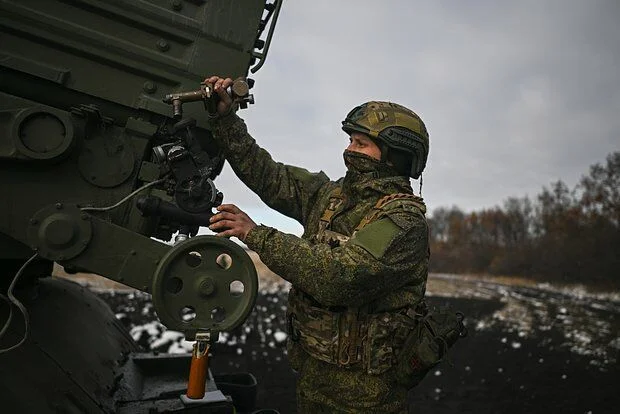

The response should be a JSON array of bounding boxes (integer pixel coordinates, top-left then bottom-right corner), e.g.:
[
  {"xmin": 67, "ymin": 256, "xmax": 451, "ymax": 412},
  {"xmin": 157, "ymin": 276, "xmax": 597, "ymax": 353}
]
[
  {"xmin": 204, "ymin": 75, "xmax": 235, "ymax": 116},
  {"xmin": 208, "ymin": 204, "xmax": 257, "ymax": 242}
]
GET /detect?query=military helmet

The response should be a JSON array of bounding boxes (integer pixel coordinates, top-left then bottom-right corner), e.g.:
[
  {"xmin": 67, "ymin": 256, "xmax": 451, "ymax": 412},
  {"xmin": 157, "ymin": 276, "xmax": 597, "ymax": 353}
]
[{"xmin": 341, "ymin": 101, "xmax": 429, "ymax": 179}]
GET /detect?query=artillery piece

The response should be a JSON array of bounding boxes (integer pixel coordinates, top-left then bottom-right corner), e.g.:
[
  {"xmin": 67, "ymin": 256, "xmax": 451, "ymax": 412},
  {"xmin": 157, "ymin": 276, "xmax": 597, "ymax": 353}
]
[{"xmin": 0, "ymin": 1, "xmax": 282, "ymax": 412}]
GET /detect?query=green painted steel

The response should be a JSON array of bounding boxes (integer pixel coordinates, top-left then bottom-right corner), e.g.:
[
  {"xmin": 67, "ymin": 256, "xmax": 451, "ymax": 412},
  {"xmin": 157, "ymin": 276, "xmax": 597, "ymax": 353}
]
[
  {"xmin": 151, "ymin": 236, "xmax": 258, "ymax": 336},
  {"xmin": 0, "ymin": 1, "xmax": 282, "ymax": 411}
]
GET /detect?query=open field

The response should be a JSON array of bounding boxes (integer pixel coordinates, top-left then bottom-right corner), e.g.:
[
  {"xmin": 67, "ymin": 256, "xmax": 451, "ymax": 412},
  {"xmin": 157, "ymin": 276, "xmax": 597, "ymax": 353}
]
[{"xmin": 55, "ymin": 256, "xmax": 620, "ymax": 413}]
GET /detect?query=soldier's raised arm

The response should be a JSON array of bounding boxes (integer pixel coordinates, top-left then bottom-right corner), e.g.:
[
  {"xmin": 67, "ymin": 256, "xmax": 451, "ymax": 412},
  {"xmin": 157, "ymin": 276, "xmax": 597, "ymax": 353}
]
[{"xmin": 204, "ymin": 76, "xmax": 330, "ymax": 225}]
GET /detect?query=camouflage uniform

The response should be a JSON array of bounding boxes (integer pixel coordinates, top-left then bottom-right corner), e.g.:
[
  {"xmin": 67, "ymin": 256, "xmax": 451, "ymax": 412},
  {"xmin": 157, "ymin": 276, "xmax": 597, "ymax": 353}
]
[{"xmin": 211, "ymin": 113, "xmax": 429, "ymax": 413}]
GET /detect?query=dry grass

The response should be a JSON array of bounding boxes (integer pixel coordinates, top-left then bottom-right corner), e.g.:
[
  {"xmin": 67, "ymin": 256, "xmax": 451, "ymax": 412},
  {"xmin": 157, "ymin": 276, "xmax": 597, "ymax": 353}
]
[{"xmin": 428, "ymin": 272, "xmax": 538, "ymax": 288}]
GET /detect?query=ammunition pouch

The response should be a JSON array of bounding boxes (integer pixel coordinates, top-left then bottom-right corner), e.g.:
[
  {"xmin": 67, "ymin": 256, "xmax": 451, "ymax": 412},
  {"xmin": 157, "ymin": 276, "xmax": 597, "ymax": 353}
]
[{"xmin": 394, "ymin": 302, "xmax": 467, "ymax": 388}]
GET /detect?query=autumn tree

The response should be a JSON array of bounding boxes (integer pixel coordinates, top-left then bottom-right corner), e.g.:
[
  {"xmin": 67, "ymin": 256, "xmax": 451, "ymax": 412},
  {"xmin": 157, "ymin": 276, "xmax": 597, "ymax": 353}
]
[{"xmin": 428, "ymin": 151, "xmax": 619, "ymax": 288}]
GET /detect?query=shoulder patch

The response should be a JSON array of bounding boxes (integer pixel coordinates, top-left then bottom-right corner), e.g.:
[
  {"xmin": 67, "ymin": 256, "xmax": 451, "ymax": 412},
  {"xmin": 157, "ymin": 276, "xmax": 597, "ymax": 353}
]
[{"xmin": 349, "ymin": 217, "xmax": 402, "ymax": 260}]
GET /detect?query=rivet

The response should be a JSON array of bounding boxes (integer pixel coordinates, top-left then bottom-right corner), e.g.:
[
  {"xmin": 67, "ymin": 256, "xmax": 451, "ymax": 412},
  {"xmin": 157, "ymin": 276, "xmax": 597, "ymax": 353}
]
[
  {"xmin": 55, "ymin": 203, "xmax": 63, "ymax": 209},
  {"xmin": 30, "ymin": 218, "xmax": 39, "ymax": 225}
]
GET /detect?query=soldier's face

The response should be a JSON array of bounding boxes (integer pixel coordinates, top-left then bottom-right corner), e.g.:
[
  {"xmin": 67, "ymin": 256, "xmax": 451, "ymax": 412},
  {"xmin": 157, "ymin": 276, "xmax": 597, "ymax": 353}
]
[{"xmin": 346, "ymin": 132, "xmax": 381, "ymax": 160}]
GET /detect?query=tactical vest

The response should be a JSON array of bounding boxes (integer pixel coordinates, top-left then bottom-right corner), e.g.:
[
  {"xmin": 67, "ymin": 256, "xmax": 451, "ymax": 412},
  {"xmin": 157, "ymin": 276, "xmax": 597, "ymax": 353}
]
[{"xmin": 287, "ymin": 186, "xmax": 427, "ymax": 374}]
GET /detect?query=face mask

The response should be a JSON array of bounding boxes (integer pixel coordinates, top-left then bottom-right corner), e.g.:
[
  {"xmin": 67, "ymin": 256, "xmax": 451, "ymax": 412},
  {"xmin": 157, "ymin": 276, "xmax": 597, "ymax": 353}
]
[
  {"xmin": 343, "ymin": 150, "xmax": 382, "ymax": 174},
  {"xmin": 343, "ymin": 150, "xmax": 400, "ymax": 178}
]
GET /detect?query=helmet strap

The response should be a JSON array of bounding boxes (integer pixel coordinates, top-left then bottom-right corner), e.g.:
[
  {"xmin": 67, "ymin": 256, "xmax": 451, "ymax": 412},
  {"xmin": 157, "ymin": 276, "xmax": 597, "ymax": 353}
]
[
  {"xmin": 380, "ymin": 143, "xmax": 389, "ymax": 164},
  {"xmin": 409, "ymin": 153, "xmax": 419, "ymax": 179},
  {"xmin": 419, "ymin": 173, "xmax": 423, "ymax": 196}
]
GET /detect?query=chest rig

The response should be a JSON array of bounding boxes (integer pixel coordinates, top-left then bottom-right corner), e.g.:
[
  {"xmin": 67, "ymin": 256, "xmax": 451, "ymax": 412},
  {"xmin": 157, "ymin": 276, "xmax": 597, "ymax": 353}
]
[
  {"xmin": 289, "ymin": 186, "xmax": 426, "ymax": 373},
  {"xmin": 313, "ymin": 186, "xmax": 425, "ymax": 247},
  {"xmin": 313, "ymin": 186, "xmax": 348, "ymax": 247}
]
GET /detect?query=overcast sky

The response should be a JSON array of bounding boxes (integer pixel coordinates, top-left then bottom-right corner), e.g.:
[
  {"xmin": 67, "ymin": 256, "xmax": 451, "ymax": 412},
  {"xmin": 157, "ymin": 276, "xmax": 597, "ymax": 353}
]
[{"xmin": 210, "ymin": 0, "xmax": 620, "ymax": 236}]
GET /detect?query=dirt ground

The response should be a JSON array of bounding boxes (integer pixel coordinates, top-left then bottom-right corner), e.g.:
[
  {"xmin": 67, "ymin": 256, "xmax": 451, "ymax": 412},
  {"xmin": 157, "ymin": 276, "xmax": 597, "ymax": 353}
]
[{"xmin": 58, "ymin": 256, "xmax": 620, "ymax": 414}]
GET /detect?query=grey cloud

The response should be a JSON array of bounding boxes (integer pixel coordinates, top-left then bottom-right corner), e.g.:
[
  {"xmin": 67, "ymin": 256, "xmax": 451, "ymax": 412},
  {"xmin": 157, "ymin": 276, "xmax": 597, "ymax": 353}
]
[{"xmin": 215, "ymin": 0, "xmax": 620, "ymax": 218}]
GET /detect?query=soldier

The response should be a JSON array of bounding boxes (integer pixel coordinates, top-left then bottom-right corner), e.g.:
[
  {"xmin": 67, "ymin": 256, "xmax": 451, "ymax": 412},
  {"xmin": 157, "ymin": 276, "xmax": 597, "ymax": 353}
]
[{"xmin": 206, "ymin": 76, "xmax": 430, "ymax": 413}]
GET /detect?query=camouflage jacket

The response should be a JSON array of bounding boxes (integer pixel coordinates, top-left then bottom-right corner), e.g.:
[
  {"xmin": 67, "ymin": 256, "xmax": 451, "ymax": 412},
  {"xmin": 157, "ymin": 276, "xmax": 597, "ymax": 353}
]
[{"xmin": 210, "ymin": 113, "xmax": 429, "ymax": 371}]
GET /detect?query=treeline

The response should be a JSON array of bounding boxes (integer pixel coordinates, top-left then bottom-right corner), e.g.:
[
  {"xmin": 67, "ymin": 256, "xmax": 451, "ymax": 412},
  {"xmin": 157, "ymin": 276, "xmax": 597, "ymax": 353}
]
[{"xmin": 428, "ymin": 151, "xmax": 620, "ymax": 288}]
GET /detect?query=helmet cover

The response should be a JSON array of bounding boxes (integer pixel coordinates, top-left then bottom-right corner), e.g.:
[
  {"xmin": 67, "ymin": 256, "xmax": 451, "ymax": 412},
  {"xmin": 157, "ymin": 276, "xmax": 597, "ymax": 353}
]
[{"xmin": 342, "ymin": 101, "xmax": 429, "ymax": 178}]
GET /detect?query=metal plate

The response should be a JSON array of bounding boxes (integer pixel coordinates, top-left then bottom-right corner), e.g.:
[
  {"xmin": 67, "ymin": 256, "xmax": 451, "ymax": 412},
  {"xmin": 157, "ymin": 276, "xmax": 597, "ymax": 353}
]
[
  {"xmin": 27, "ymin": 204, "xmax": 92, "ymax": 261},
  {"xmin": 12, "ymin": 107, "xmax": 74, "ymax": 160},
  {"xmin": 151, "ymin": 236, "xmax": 258, "ymax": 334},
  {"xmin": 77, "ymin": 132, "xmax": 135, "ymax": 188}
]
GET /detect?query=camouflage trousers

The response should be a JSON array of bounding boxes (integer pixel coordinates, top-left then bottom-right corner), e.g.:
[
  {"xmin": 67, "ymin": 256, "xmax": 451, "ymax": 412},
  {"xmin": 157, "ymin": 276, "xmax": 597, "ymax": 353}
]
[{"xmin": 291, "ymin": 346, "xmax": 409, "ymax": 413}]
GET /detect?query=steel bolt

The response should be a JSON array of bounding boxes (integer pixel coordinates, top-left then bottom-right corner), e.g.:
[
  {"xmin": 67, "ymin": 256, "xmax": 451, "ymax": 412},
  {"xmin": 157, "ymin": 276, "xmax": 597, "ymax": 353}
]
[
  {"xmin": 30, "ymin": 218, "xmax": 39, "ymax": 225},
  {"xmin": 156, "ymin": 39, "xmax": 170, "ymax": 52},
  {"xmin": 143, "ymin": 81, "xmax": 157, "ymax": 94},
  {"xmin": 199, "ymin": 278, "xmax": 216, "ymax": 297},
  {"xmin": 55, "ymin": 203, "xmax": 63, "ymax": 209}
]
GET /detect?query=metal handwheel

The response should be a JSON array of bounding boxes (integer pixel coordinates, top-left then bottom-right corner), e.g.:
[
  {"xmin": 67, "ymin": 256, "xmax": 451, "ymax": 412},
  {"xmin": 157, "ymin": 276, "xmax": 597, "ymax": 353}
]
[{"xmin": 151, "ymin": 236, "xmax": 258, "ymax": 335}]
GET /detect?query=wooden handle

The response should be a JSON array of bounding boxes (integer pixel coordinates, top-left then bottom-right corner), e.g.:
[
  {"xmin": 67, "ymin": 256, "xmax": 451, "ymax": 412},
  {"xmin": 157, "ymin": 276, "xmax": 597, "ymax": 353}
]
[{"xmin": 186, "ymin": 342, "xmax": 209, "ymax": 399}]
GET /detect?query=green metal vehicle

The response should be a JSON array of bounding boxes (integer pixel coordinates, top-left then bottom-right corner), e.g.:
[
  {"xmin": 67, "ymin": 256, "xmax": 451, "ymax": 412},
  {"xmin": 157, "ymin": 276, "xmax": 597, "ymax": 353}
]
[{"xmin": 0, "ymin": 1, "xmax": 282, "ymax": 412}]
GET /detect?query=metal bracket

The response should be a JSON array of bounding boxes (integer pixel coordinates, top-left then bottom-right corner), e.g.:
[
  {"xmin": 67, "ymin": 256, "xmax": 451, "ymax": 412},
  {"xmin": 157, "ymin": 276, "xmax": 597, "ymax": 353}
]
[{"xmin": 250, "ymin": 0, "xmax": 283, "ymax": 73}]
